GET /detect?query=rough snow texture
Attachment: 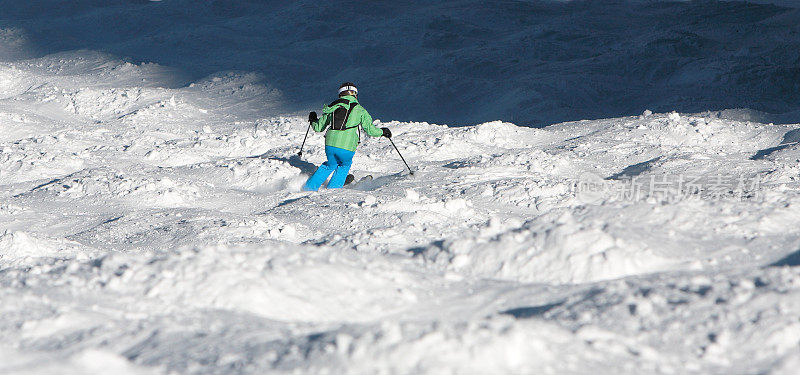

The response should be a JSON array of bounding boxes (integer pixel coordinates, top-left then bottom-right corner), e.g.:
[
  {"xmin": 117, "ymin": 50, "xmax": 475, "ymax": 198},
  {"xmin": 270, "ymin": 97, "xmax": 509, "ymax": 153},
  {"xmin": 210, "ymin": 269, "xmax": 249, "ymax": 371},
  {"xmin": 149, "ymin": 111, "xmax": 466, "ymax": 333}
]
[
  {"xmin": 2, "ymin": 48, "xmax": 800, "ymax": 374},
  {"xmin": 3, "ymin": 1, "xmax": 800, "ymax": 374}
]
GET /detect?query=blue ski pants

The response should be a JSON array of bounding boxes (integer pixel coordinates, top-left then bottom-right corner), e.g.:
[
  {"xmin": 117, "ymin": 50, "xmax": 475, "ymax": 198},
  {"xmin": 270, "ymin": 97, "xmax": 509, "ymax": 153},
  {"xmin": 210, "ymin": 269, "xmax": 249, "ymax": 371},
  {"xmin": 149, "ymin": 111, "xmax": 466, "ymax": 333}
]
[{"xmin": 302, "ymin": 146, "xmax": 355, "ymax": 191}]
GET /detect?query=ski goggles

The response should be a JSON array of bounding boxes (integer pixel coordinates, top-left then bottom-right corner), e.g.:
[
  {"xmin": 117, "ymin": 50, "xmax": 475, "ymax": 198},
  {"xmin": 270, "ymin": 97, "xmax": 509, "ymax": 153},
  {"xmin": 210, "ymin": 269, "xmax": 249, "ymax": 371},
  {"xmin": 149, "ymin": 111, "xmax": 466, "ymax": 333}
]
[{"xmin": 338, "ymin": 85, "xmax": 358, "ymax": 95}]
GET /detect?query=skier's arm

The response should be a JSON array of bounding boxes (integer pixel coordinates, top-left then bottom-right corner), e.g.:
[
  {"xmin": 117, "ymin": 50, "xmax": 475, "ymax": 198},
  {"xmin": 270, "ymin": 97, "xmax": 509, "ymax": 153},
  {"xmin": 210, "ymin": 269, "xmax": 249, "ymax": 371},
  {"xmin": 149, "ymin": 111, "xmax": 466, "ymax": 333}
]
[
  {"xmin": 312, "ymin": 110, "xmax": 330, "ymax": 132},
  {"xmin": 359, "ymin": 108, "xmax": 383, "ymax": 137}
]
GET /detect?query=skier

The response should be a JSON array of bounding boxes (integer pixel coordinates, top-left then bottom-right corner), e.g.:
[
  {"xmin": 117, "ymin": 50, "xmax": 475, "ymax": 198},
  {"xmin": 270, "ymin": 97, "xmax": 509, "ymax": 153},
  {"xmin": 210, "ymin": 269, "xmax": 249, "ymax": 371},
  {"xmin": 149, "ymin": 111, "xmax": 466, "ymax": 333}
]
[{"xmin": 302, "ymin": 82, "xmax": 391, "ymax": 191}]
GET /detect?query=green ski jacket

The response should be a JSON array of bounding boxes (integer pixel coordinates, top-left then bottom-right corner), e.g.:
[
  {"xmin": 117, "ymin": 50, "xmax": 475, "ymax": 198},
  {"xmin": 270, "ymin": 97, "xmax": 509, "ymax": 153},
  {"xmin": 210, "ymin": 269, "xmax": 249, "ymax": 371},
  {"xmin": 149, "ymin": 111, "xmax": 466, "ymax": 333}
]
[{"xmin": 311, "ymin": 95, "xmax": 383, "ymax": 152}]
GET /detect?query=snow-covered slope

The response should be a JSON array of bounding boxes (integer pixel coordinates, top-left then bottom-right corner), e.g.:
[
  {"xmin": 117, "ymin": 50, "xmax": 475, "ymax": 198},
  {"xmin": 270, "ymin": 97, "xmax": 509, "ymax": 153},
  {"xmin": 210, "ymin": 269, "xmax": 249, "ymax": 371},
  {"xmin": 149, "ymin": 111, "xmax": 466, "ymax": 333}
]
[
  {"xmin": 2, "ymin": 46, "xmax": 800, "ymax": 374},
  {"xmin": 733, "ymin": 0, "xmax": 800, "ymax": 7},
  {"xmin": 2, "ymin": 0, "xmax": 800, "ymax": 126}
]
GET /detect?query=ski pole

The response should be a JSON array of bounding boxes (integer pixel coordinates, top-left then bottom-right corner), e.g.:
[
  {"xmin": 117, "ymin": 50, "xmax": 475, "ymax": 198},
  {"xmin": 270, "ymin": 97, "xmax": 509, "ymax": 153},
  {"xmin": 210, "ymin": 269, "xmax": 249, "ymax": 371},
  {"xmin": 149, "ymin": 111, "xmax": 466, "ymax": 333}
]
[
  {"xmin": 388, "ymin": 137, "xmax": 414, "ymax": 175},
  {"xmin": 297, "ymin": 122, "xmax": 311, "ymax": 156}
]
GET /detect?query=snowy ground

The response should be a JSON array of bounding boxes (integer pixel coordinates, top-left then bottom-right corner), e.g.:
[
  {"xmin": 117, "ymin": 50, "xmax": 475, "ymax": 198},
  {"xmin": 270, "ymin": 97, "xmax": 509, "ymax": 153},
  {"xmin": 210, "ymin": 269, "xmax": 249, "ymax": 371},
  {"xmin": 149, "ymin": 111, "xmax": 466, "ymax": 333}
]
[
  {"xmin": 4, "ymin": 0, "xmax": 800, "ymax": 373},
  {"xmin": 2, "ymin": 0, "xmax": 800, "ymax": 126},
  {"xmin": 2, "ymin": 48, "xmax": 800, "ymax": 374}
]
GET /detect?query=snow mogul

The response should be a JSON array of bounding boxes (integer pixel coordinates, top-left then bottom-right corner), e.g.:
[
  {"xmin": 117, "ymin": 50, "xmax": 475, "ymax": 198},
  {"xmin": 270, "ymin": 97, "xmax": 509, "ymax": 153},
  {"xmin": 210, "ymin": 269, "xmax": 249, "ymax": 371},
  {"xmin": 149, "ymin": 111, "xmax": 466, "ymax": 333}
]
[{"xmin": 302, "ymin": 82, "xmax": 392, "ymax": 191}]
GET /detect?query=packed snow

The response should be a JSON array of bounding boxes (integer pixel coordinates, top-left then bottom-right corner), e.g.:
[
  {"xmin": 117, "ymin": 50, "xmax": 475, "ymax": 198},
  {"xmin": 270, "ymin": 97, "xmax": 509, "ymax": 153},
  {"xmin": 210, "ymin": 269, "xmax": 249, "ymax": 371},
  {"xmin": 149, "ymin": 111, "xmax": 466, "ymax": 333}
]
[{"xmin": 3, "ymin": 1, "xmax": 800, "ymax": 374}]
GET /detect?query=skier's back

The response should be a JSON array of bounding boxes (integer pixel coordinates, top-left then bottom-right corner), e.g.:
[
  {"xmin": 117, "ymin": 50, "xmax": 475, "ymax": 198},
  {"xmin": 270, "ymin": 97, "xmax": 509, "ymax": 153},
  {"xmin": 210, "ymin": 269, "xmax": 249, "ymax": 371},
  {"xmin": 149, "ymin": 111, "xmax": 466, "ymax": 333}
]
[{"xmin": 302, "ymin": 82, "xmax": 391, "ymax": 191}]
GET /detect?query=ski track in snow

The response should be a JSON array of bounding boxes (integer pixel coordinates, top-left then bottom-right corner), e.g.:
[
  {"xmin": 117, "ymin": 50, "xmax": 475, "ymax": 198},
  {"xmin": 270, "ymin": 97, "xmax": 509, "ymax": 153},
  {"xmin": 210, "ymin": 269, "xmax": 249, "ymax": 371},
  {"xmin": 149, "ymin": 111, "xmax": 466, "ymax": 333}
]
[{"xmin": 2, "ymin": 44, "xmax": 800, "ymax": 375}]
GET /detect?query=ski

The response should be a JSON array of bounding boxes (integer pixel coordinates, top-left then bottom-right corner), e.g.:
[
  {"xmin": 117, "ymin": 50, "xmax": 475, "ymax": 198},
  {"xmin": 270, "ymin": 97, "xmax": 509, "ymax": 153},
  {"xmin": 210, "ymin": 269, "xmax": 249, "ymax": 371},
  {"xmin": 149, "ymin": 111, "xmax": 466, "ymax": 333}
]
[{"xmin": 348, "ymin": 175, "xmax": 373, "ymax": 189}]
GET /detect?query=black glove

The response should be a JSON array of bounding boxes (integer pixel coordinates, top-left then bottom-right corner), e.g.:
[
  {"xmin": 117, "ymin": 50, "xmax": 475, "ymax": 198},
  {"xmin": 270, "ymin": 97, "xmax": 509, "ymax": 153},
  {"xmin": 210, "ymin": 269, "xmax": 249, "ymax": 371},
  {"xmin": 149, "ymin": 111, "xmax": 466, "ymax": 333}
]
[
  {"xmin": 381, "ymin": 127, "xmax": 392, "ymax": 138},
  {"xmin": 308, "ymin": 111, "xmax": 318, "ymax": 123}
]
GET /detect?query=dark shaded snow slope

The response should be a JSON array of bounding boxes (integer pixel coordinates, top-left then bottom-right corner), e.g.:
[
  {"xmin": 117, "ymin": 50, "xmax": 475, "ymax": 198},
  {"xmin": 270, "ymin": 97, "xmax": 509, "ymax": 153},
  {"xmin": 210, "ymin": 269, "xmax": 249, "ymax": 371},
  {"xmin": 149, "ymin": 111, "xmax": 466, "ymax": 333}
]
[{"xmin": 2, "ymin": 0, "xmax": 800, "ymax": 126}]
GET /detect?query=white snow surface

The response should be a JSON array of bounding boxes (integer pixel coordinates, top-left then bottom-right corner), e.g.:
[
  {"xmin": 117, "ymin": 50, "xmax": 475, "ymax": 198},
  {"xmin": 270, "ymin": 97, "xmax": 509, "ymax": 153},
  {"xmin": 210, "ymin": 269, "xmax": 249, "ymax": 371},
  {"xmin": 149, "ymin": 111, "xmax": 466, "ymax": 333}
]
[{"xmin": 2, "ymin": 48, "xmax": 800, "ymax": 374}]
